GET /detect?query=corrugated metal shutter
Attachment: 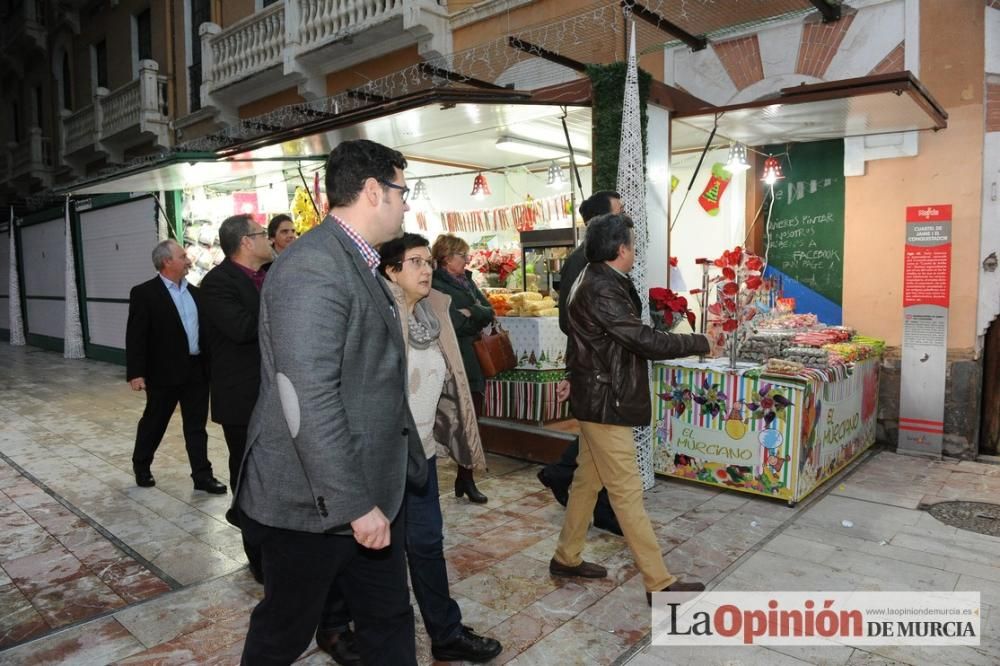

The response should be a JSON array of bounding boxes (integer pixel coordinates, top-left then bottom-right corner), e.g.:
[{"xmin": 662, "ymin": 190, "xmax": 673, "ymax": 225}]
[
  {"xmin": 21, "ymin": 220, "xmax": 67, "ymax": 340},
  {"xmin": 79, "ymin": 198, "xmax": 158, "ymax": 350}
]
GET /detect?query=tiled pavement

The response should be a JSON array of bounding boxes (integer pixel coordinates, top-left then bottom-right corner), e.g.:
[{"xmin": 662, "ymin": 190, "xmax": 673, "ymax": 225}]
[{"xmin": 1, "ymin": 343, "xmax": 999, "ymax": 665}]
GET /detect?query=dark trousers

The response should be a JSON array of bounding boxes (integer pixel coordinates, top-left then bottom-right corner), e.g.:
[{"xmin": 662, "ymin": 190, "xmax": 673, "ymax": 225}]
[
  {"xmin": 406, "ymin": 456, "xmax": 462, "ymax": 644},
  {"xmin": 132, "ymin": 367, "xmax": 212, "ymax": 481},
  {"xmin": 320, "ymin": 457, "xmax": 463, "ymax": 647},
  {"xmin": 241, "ymin": 513, "xmax": 416, "ymax": 666},
  {"xmin": 221, "ymin": 425, "xmax": 262, "ymax": 579},
  {"xmin": 221, "ymin": 424, "xmax": 249, "ymax": 494},
  {"xmin": 543, "ymin": 441, "xmax": 619, "ymax": 529}
]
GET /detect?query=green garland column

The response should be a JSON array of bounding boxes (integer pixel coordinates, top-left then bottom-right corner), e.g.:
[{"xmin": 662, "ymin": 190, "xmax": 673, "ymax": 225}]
[{"xmin": 586, "ymin": 62, "xmax": 652, "ymax": 193}]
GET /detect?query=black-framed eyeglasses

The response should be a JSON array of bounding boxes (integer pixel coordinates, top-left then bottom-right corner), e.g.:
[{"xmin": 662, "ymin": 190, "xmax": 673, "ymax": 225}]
[
  {"xmin": 377, "ymin": 178, "xmax": 410, "ymax": 203},
  {"xmin": 401, "ymin": 257, "xmax": 435, "ymax": 270},
  {"xmin": 246, "ymin": 231, "xmax": 267, "ymax": 239}
]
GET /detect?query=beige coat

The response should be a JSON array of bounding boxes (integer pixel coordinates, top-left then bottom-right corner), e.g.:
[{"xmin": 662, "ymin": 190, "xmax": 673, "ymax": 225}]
[{"xmin": 388, "ymin": 282, "xmax": 487, "ymax": 471}]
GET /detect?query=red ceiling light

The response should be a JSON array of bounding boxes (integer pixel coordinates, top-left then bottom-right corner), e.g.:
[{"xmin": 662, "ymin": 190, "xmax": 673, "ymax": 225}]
[
  {"xmin": 470, "ymin": 172, "xmax": 491, "ymax": 199},
  {"xmin": 761, "ymin": 156, "xmax": 784, "ymax": 185}
]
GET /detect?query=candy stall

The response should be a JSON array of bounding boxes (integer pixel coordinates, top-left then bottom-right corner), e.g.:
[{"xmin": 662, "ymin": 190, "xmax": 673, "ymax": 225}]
[{"xmin": 648, "ymin": 246, "xmax": 884, "ymax": 504}]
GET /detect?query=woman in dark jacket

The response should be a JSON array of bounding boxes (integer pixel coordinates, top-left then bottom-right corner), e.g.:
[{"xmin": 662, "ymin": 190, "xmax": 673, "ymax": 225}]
[{"xmin": 430, "ymin": 234, "xmax": 494, "ymax": 503}]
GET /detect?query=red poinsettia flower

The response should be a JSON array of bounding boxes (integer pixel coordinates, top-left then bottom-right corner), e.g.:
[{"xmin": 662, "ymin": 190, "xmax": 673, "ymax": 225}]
[
  {"xmin": 746, "ymin": 256, "xmax": 764, "ymax": 271},
  {"xmin": 722, "ymin": 297, "xmax": 736, "ymax": 312},
  {"xmin": 722, "ymin": 266, "xmax": 736, "ymax": 280},
  {"xmin": 722, "ymin": 282, "xmax": 739, "ymax": 296},
  {"xmin": 745, "ymin": 275, "xmax": 763, "ymax": 290},
  {"xmin": 722, "ymin": 319, "xmax": 739, "ymax": 332}
]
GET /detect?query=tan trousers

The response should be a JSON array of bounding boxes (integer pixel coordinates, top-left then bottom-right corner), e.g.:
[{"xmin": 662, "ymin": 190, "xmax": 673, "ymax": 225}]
[{"xmin": 553, "ymin": 421, "xmax": 677, "ymax": 592}]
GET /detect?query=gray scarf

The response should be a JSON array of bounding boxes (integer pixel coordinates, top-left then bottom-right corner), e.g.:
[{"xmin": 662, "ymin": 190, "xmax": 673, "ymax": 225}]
[{"xmin": 408, "ymin": 299, "xmax": 441, "ymax": 350}]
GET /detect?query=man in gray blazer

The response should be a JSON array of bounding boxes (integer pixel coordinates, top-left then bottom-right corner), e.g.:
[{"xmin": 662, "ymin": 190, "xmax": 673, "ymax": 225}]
[{"xmin": 237, "ymin": 139, "xmax": 425, "ymax": 665}]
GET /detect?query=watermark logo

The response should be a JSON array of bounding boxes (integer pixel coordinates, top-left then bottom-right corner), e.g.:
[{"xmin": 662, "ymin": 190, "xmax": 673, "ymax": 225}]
[{"xmin": 652, "ymin": 591, "xmax": 980, "ymax": 647}]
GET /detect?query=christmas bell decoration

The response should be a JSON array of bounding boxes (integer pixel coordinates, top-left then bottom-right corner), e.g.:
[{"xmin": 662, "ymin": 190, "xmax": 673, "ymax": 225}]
[
  {"xmin": 411, "ymin": 179, "xmax": 429, "ymax": 201},
  {"xmin": 546, "ymin": 161, "xmax": 565, "ymax": 188},
  {"xmin": 761, "ymin": 156, "xmax": 784, "ymax": 185},
  {"xmin": 725, "ymin": 142, "xmax": 750, "ymax": 172},
  {"xmin": 470, "ymin": 172, "xmax": 491, "ymax": 199}
]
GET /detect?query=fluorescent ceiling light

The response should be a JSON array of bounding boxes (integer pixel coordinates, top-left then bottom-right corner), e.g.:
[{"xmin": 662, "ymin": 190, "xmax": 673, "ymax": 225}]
[{"xmin": 495, "ymin": 135, "xmax": 590, "ymax": 161}]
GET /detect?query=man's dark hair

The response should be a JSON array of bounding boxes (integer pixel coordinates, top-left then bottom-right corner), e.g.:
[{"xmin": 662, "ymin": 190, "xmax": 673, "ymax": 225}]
[
  {"xmin": 325, "ymin": 139, "xmax": 408, "ymax": 208},
  {"xmin": 267, "ymin": 213, "xmax": 292, "ymax": 239},
  {"xmin": 378, "ymin": 232, "xmax": 430, "ymax": 278},
  {"xmin": 585, "ymin": 213, "xmax": 634, "ymax": 263},
  {"xmin": 579, "ymin": 190, "xmax": 621, "ymax": 223},
  {"xmin": 218, "ymin": 214, "xmax": 255, "ymax": 258}
]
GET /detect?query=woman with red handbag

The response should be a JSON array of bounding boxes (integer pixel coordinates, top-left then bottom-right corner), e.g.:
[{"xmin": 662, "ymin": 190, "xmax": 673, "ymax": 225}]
[{"xmin": 430, "ymin": 233, "xmax": 495, "ymax": 503}]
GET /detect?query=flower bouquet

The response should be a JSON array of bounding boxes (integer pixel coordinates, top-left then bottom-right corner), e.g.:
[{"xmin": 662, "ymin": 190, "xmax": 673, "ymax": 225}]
[
  {"xmin": 649, "ymin": 288, "xmax": 696, "ymax": 331},
  {"xmin": 469, "ymin": 248, "xmax": 519, "ymax": 286},
  {"xmin": 705, "ymin": 246, "xmax": 766, "ymax": 368}
]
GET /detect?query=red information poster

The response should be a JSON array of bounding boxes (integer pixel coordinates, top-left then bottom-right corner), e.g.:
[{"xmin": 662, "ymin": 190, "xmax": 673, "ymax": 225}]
[{"xmin": 899, "ymin": 204, "xmax": 952, "ymax": 457}]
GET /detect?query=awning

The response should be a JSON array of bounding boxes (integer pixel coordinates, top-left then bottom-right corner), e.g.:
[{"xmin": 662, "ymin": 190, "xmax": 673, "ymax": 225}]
[
  {"xmin": 63, "ymin": 152, "xmax": 326, "ymax": 196},
  {"xmin": 671, "ymin": 71, "xmax": 947, "ymax": 152},
  {"xmin": 61, "ymin": 85, "xmax": 595, "ymax": 194}
]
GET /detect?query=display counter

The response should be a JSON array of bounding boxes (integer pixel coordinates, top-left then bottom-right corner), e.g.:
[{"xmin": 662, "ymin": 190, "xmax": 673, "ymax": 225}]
[
  {"xmin": 651, "ymin": 355, "xmax": 880, "ymax": 504},
  {"xmin": 482, "ymin": 316, "xmax": 568, "ymax": 423}
]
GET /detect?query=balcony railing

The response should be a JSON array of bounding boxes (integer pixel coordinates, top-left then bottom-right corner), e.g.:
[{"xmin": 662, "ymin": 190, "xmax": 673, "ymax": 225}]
[
  {"xmin": 298, "ymin": 0, "xmax": 405, "ymax": 48},
  {"xmin": 203, "ymin": 2, "xmax": 285, "ymax": 92},
  {"xmin": 201, "ymin": 0, "xmax": 445, "ymax": 100},
  {"xmin": 9, "ymin": 128, "xmax": 53, "ymax": 182},
  {"xmin": 63, "ymin": 95, "xmax": 101, "ymax": 157},
  {"xmin": 61, "ymin": 61, "xmax": 171, "ymax": 163}
]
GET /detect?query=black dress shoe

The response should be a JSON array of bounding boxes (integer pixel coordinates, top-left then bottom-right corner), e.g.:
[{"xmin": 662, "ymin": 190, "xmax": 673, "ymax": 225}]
[
  {"xmin": 315, "ymin": 627, "xmax": 361, "ymax": 666},
  {"xmin": 431, "ymin": 625, "xmax": 502, "ymax": 663},
  {"xmin": 135, "ymin": 470, "xmax": 155, "ymax": 488},
  {"xmin": 646, "ymin": 580, "xmax": 707, "ymax": 605},
  {"xmin": 193, "ymin": 477, "xmax": 227, "ymax": 494}
]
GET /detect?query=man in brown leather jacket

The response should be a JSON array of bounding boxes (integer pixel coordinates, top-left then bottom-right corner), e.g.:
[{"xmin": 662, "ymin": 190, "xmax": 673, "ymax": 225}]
[{"xmin": 548, "ymin": 213, "xmax": 711, "ymax": 605}]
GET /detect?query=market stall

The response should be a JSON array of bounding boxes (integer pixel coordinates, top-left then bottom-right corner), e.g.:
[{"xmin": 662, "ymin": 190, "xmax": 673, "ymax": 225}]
[
  {"xmin": 484, "ymin": 312, "xmax": 569, "ymax": 423},
  {"xmin": 650, "ymin": 310, "xmax": 884, "ymax": 504}
]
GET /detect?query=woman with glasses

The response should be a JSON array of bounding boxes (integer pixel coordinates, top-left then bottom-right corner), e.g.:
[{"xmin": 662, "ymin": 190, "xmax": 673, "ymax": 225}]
[
  {"xmin": 377, "ymin": 232, "xmax": 502, "ymax": 663},
  {"xmin": 430, "ymin": 233, "xmax": 495, "ymax": 503}
]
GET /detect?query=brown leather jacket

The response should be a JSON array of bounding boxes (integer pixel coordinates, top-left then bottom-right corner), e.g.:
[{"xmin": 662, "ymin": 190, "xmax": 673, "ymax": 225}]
[{"xmin": 566, "ymin": 262, "xmax": 710, "ymax": 426}]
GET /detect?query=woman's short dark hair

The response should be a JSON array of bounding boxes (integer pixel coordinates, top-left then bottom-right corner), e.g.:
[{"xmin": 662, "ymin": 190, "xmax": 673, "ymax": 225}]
[
  {"xmin": 579, "ymin": 190, "xmax": 621, "ymax": 222},
  {"xmin": 325, "ymin": 139, "xmax": 408, "ymax": 208},
  {"xmin": 267, "ymin": 214, "xmax": 292, "ymax": 239},
  {"xmin": 378, "ymin": 232, "xmax": 430, "ymax": 278},
  {"xmin": 585, "ymin": 213, "xmax": 634, "ymax": 263}
]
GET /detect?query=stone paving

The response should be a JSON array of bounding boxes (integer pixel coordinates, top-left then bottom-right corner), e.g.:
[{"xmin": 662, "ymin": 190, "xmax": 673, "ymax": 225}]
[{"xmin": 0, "ymin": 343, "xmax": 998, "ymax": 665}]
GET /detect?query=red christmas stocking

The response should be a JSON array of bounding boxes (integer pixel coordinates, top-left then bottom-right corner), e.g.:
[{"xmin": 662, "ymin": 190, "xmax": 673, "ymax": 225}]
[{"xmin": 698, "ymin": 163, "xmax": 732, "ymax": 216}]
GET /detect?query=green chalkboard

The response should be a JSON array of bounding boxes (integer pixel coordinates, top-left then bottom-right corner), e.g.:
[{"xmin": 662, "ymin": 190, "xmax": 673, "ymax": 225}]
[{"xmin": 763, "ymin": 140, "xmax": 845, "ymax": 305}]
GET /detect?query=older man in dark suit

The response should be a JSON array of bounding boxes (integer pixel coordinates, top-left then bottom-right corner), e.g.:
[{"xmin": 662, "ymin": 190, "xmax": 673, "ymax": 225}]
[
  {"xmin": 237, "ymin": 139, "xmax": 425, "ymax": 665},
  {"xmin": 199, "ymin": 213, "xmax": 273, "ymax": 583},
  {"xmin": 125, "ymin": 239, "xmax": 226, "ymax": 494}
]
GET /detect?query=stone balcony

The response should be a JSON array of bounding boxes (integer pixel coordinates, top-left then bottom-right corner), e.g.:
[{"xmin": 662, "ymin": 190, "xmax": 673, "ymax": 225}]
[
  {"xmin": 60, "ymin": 60, "xmax": 171, "ymax": 174},
  {"xmin": 2, "ymin": 128, "xmax": 54, "ymax": 189},
  {"xmin": 198, "ymin": 0, "xmax": 451, "ymax": 119}
]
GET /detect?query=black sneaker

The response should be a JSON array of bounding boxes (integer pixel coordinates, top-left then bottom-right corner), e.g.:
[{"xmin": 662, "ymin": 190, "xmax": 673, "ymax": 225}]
[{"xmin": 431, "ymin": 626, "xmax": 502, "ymax": 663}]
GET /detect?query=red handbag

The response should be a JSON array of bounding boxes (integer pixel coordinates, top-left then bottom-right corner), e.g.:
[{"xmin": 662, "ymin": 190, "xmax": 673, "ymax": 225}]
[{"xmin": 473, "ymin": 322, "xmax": 517, "ymax": 378}]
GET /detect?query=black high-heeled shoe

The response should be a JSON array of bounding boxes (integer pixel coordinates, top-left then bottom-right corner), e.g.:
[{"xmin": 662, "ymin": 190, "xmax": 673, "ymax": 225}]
[{"xmin": 455, "ymin": 468, "xmax": 488, "ymax": 503}]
